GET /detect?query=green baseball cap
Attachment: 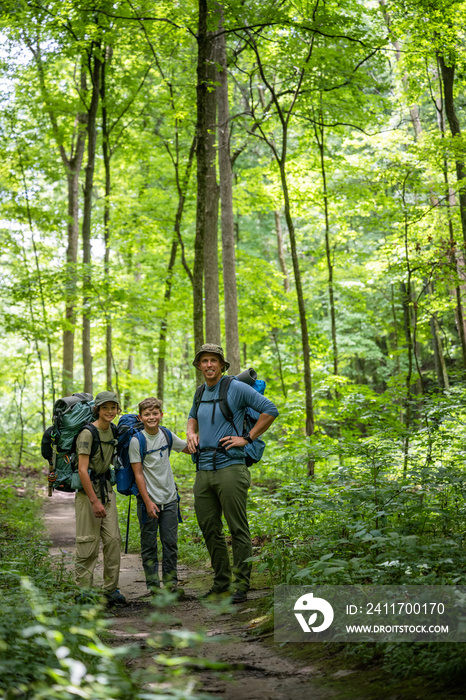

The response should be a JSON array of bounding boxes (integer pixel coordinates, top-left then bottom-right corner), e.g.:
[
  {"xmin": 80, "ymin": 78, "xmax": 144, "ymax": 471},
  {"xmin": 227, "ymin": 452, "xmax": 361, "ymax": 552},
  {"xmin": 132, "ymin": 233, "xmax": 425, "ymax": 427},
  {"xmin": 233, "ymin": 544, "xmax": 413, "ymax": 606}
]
[
  {"xmin": 94, "ymin": 391, "xmax": 120, "ymax": 407},
  {"xmin": 193, "ymin": 343, "xmax": 230, "ymax": 371}
]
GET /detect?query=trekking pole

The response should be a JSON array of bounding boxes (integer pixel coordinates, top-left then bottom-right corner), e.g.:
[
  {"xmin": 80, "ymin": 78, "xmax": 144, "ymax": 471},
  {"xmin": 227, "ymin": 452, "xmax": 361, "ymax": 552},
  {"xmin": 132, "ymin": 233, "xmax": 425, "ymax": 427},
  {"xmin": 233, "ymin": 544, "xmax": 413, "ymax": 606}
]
[
  {"xmin": 47, "ymin": 464, "xmax": 56, "ymax": 497},
  {"xmin": 125, "ymin": 494, "xmax": 131, "ymax": 554}
]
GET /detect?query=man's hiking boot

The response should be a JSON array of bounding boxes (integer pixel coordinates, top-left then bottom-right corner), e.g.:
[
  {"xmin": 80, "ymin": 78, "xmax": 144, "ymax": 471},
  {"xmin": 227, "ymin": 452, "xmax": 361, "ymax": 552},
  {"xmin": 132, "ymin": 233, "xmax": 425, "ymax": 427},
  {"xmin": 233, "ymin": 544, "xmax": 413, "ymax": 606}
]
[
  {"xmin": 231, "ymin": 590, "xmax": 247, "ymax": 604},
  {"xmin": 105, "ymin": 589, "xmax": 127, "ymax": 606},
  {"xmin": 169, "ymin": 585, "xmax": 186, "ymax": 598},
  {"xmin": 200, "ymin": 587, "xmax": 230, "ymax": 600}
]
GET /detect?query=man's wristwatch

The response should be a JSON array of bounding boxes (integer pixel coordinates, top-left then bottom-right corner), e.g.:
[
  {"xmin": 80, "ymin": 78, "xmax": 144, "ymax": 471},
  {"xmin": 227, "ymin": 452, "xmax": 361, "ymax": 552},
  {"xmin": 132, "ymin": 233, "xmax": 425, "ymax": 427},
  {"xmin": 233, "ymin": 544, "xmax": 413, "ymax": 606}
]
[{"xmin": 243, "ymin": 431, "xmax": 253, "ymax": 444}]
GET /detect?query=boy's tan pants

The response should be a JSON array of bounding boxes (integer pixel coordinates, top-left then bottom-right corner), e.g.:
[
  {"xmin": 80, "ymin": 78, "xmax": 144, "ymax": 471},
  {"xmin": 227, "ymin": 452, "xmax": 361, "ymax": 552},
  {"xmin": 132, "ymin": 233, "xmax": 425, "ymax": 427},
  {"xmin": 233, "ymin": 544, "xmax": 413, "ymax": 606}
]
[{"xmin": 75, "ymin": 489, "xmax": 121, "ymax": 591}]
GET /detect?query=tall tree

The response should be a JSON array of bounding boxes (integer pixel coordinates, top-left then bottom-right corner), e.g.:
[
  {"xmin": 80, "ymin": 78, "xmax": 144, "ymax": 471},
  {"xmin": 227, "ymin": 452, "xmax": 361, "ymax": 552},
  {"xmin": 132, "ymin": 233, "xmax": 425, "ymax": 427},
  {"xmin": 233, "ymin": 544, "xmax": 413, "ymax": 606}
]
[
  {"xmin": 243, "ymin": 27, "xmax": 316, "ymax": 470},
  {"xmin": 204, "ymin": 34, "xmax": 221, "ymax": 344},
  {"xmin": 193, "ymin": 0, "xmax": 209, "ymax": 360},
  {"xmin": 82, "ymin": 36, "xmax": 102, "ymax": 394},
  {"xmin": 24, "ymin": 35, "xmax": 87, "ymax": 394},
  {"xmin": 216, "ymin": 7, "xmax": 241, "ymax": 373}
]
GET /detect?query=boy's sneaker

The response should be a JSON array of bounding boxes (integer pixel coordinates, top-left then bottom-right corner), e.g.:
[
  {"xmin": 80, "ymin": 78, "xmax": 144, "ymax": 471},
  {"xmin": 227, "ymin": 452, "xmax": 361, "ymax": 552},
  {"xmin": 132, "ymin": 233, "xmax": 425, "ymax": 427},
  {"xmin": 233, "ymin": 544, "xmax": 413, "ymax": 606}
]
[
  {"xmin": 231, "ymin": 590, "xmax": 247, "ymax": 604},
  {"xmin": 105, "ymin": 589, "xmax": 127, "ymax": 606},
  {"xmin": 75, "ymin": 589, "xmax": 101, "ymax": 605}
]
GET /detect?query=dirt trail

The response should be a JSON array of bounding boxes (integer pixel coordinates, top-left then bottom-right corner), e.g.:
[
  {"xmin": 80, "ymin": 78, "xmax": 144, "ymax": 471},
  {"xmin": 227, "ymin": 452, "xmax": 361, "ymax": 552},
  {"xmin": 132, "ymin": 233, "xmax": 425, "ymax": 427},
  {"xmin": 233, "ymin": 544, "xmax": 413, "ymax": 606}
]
[{"xmin": 43, "ymin": 491, "xmax": 342, "ymax": 699}]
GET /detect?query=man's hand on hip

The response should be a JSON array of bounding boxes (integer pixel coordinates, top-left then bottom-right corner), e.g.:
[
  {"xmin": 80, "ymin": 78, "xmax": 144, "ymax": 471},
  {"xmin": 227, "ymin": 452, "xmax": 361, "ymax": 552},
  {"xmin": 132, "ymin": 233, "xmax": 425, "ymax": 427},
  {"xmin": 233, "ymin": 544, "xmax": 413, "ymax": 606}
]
[{"xmin": 219, "ymin": 435, "xmax": 248, "ymax": 450}]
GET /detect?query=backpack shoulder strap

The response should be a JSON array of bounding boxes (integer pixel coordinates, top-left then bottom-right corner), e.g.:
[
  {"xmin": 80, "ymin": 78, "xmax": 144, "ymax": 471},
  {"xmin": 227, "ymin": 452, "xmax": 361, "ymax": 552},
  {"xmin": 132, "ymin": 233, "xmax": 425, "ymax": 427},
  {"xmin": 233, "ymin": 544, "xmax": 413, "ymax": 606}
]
[
  {"xmin": 218, "ymin": 375, "xmax": 235, "ymax": 425},
  {"xmin": 72, "ymin": 423, "xmax": 101, "ymax": 459},
  {"xmin": 85, "ymin": 423, "xmax": 102, "ymax": 460},
  {"xmin": 134, "ymin": 431, "xmax": 147, "ymax": 464},
  {"xmin": 193, "ymin": 383, "xmax": 206, "ymax": 418},
  {"xmin": 159, "ymin": 426, "xmax": 173, "ymax": 455}
]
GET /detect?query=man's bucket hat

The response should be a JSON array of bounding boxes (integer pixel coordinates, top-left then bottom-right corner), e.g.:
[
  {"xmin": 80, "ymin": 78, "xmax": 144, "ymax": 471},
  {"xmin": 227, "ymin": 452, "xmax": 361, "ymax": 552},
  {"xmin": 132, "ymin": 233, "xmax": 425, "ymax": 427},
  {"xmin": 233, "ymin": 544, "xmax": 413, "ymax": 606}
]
[
  {"xmin": 95, "ymin": 391, "xmax": 120, "ymax": 407},
  {"xmin": 192, "ymin": 343, "xmax": 230, "ymax": 371}
]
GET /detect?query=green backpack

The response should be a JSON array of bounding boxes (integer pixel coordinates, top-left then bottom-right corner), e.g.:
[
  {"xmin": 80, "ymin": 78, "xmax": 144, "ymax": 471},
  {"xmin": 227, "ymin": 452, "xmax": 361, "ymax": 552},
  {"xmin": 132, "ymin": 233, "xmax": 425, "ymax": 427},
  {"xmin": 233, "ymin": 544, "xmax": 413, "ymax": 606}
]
[{"xmin": 42, "ymin": 393, "xmax": 95, "ymax": 493}]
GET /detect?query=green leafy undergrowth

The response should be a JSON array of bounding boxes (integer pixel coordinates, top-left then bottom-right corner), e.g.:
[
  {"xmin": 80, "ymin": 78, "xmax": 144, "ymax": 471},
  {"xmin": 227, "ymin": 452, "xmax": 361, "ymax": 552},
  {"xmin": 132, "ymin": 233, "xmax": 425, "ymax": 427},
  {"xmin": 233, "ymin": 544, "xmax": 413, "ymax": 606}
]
[{"xmin": 0, "ymin": 477, "xmax": 211, "ymax": 700}]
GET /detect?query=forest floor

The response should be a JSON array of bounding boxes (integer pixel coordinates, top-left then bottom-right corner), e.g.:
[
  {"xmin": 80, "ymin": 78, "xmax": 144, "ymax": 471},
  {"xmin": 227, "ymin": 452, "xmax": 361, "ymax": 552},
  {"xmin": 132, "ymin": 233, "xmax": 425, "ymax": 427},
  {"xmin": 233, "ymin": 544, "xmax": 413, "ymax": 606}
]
[{"xmin": 42, "ymin": 491, "xmax": 463, "ymax": 700}]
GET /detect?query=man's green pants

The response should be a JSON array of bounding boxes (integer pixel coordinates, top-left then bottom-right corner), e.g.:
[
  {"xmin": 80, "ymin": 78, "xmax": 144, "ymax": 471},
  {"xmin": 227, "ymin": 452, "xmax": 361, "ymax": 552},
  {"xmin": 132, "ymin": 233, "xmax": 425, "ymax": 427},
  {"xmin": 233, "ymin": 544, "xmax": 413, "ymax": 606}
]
[{"xmin": 194, "ymin": 463, "xmax": 252, "ymax": 593}]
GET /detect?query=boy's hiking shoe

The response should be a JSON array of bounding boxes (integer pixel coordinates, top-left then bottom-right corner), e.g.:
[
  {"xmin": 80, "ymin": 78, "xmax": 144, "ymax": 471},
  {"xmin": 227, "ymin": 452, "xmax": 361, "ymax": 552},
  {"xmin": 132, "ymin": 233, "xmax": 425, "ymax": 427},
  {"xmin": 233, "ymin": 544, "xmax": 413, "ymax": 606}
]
[
  {"xmin": 105, "ymin": 589, "xmax": 127, "ymax": 606},
  {"xmin": 231, "ymin": 590, "xmax": 247, "ymax": 604},
  {"xmin": 75, "ymin": 589, "xmax": 102, "ymax": 605},
  {"xmin": 200, "ymin": 587, "xmax": 230, "ymax": 600}
]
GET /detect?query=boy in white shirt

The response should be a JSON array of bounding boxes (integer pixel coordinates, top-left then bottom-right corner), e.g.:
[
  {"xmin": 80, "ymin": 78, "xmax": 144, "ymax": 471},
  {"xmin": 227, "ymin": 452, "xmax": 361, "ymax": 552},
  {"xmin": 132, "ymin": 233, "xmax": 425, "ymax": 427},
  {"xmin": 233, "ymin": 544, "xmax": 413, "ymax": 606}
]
[{"xmin": 129, "ymin": 397, "xmax": 189, "ymax": 594}]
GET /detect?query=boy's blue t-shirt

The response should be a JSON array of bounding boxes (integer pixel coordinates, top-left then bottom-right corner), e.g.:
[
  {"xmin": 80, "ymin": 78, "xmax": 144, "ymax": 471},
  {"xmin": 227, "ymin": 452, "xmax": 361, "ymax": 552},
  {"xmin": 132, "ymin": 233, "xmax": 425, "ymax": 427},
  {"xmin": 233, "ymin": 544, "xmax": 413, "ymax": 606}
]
[{"xmin": 189, "ymin": 378, "xmax": 279, "ymax": 471}]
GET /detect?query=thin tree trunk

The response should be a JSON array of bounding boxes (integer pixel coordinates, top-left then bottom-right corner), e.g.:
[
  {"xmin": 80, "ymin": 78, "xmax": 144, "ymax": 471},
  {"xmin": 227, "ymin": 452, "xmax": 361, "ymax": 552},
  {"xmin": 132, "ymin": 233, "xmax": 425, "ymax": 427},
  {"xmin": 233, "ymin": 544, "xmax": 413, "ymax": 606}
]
[
  {"xmin": 27, "ymin": 40, "xmax": 87, "ymax": 395},
  {"xmin": 63, "ymin": 165, "xmax": 82, "ymax": 395},
  {"xmin": 157, "ymin": 137, "xmax": 196, "ymax": 399},
  {"xmin": 435, "ymin": 58, "xmax": 466, "ymax": 370},
  {"xmin": 314, "ymin": 115, "xmax": 338, "ymax": 377},
  {"xmin": 157, "ymin": 237, "xmax": 178, "ymax": 401},
  {"xmin": 426, "ymin": 281, "xmax": 449, "ymax": 389},
  {"xmin": 401, "ymin": 280, "xmax": 413, "ymax": 475},
  {"xmin": 101, "ymin": 48, "xmax": 113, "ymax": 390},
  {"xmin": 272, "ymin": 329, "xmax": 288, "ymax": 398},
  {"xmin": 439, "ymin": 55, "xmax": 466, "ymax": 247},
  {"xmin": 125, "ymin": 353, "xmax": 134, "ymax": 411},
  {"xmin": 204, "ymin": 39, "xmax": 221, "ymax": 344},
  {"xmin": 217, "ymin": 7, "xmax": 241, "ymax": 373},
  {"xmin": 246, "ymin": 30, "xmax": 315, "ymax": 472},
  {"xmin": 193, "ymin": 0, "xmax": 208, "ymax": 363},
  {"xmin": 82, "ymin": 44, "xmax": 102, "ymax": 394},
  {"xmin": 274, "ymin": 211, "xmax": 290, "ymax": 292},
  {"xmin": 280, "ymin": 160, "xmax": 315, "ymax": 450}
]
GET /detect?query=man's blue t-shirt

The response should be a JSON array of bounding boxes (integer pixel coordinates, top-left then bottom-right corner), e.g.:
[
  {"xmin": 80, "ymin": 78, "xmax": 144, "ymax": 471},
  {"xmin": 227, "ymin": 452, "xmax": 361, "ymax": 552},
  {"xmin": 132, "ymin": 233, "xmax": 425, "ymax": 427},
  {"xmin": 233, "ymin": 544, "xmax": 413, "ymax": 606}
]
[{"xmin": 189, "ymin": 378, "xmax": 279, "ymax": 471}]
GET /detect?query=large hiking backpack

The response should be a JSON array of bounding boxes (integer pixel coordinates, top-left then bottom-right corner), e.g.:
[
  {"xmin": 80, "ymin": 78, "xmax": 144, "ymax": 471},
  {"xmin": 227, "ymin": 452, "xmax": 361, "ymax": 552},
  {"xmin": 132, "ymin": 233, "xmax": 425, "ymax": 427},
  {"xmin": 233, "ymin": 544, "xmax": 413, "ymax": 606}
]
[
  {"xmin": 41, "ymin": 393, "xmax": 117, "ymax": 493},
  {"xmin": 193, "ymin": 368, "xmax": 267, "ymax": 467},
  {"xmin": 115, "ymin": 414, "xmax": 173, "ymax": 496}
]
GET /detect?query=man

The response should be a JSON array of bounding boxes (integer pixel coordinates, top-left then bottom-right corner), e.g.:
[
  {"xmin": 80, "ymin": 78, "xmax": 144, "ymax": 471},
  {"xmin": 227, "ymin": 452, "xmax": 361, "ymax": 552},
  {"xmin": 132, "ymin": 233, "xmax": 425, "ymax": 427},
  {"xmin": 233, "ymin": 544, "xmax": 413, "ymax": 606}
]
[{"xmin": 186, "ymin": 343, "xmax": 278, "ymax": 603}]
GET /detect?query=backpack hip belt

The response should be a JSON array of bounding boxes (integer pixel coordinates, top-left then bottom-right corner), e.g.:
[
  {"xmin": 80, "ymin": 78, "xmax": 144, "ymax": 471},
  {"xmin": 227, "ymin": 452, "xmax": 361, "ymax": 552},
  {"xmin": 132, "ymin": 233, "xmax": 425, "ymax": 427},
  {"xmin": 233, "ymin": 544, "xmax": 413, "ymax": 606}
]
[
  {"xmin": 89, "ymin": 468, "xmax": 112, "ymax": 505},
  {"xmin": 194, "ymin": 445, "xmax": 231, "ymax": 472}
]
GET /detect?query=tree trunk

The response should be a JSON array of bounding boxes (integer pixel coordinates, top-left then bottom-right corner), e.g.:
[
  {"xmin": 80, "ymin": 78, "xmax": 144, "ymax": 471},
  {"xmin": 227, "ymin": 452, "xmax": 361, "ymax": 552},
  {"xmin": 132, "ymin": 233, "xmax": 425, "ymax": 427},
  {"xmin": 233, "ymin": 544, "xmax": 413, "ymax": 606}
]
[
  {"xmin": 28, "ymin": 41, "xmax": 87, "ymax": 396},
  {"xmin": 439, "ymin": 54, "xmax": 466, "ymax": 247},
  {"xmin": 315, "ymin": 117, "xmax": 338, "ymax": 377},
  {"xmin": 63, "ymin": 165, "xmax": 82, "ymax": 395},
  {"xmin": 193, "ymin": 0, "xmax": 208, "ymax": 363},
  {"xmin": 157, "ymin": 137, "xmax": 196, "ymax": 400},
  {"xmin": 101, "ymin": 49, "xmax": 113, "ymax": 391},
  {"xmin": 426, "ymin": 281, "xmax": 449, "ymax": 389},
  {"xmin": 125, "ymin": 353, "xmax": 134, "ymax": 411},
  {"xmin": 204, "ymin": 39, "xmax": 221, "ymax": 344},
  {"xmin": 400, "ymin": 280, "xmax": 413, "ymax": 474},
  {"xmin": 279, "ymin": 159, "xmax": 315, "ymax": 466},
  {"xmin": 435, "ymin": 58, "xmax": 466, "ymax": 370},
  {"xmin": 82, "ymin": 44, "xmax": 102, "ymax": 394},
  {"xmin": 274, "ymin": 211, "xmax": 290, "ymax": 292},
  {"xmin": 157, "ymin": 237, "xmax": 178, "ymax": 402},
  {"xmin": 216, "ymin": 8, "xmax": 241, "ymax": 374}
]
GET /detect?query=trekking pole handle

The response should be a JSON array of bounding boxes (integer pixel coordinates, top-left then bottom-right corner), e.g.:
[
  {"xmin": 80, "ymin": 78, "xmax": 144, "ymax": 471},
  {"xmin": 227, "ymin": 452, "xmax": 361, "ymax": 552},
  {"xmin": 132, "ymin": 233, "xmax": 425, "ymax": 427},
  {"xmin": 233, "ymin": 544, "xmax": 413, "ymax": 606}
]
[{"xmin": 47, "ymin": 466, "xmax": 56, "ymax": 497}]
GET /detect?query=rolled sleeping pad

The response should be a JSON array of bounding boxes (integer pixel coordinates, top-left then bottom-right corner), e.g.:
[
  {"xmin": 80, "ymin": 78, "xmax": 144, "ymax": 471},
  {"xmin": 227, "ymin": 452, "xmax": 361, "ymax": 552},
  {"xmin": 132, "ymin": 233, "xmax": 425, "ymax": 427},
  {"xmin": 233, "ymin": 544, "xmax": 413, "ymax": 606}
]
[
  {"xmin": 235, "ymin": 368, "xmax": 257, "ymax": 386},
  {"xmin": 53, "ymin": 392, "xmax": 94, "ymax": 414}
]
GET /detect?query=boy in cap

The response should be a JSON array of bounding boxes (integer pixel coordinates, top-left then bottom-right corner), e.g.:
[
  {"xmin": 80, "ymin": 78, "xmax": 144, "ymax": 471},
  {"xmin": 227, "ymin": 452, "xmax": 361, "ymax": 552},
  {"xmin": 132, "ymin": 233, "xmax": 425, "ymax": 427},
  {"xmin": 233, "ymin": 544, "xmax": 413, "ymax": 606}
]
[
  {"xmin": 130, "ymin": 397, "xmax": 190, "ymax": 595},
  {"xmin": 75, "ymin": 391, "xmax": 126, "ymax": 605}
]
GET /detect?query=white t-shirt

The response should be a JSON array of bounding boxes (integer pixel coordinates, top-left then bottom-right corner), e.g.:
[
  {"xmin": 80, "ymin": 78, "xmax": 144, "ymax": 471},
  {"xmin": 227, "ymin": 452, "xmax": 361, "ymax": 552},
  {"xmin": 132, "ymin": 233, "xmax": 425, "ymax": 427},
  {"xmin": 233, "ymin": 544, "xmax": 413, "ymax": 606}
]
[{"xmin": 129, "ymin": 428, "xmax": 187, "ymax": 505}]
